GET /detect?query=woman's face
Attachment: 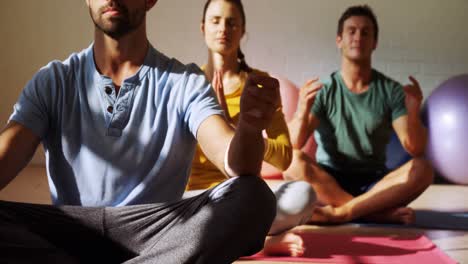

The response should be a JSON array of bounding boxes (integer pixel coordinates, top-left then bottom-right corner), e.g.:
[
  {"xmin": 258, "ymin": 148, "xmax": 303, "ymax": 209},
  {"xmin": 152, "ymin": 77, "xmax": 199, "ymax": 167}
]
[{"xmin": 202, "ymin": 0, "xmax": 245, "ymax": 56}]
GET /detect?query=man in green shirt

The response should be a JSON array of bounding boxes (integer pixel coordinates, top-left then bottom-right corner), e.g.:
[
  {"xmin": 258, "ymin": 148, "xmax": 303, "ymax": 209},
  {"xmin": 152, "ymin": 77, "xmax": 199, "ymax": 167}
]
[{"xmin": 286, "ymin": 5, "xmax": 433, "ymax": 224}]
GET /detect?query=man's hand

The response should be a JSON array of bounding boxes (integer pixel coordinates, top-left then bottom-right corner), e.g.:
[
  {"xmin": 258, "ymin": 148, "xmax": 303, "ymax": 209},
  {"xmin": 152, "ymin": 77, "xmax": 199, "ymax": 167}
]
[
  {"xmin": 403, "ymin": 76, "xmax": 423, "ymax": 115},
  {"xmin": 239, "ymin": 74, "xmax": 281, "ymax": 131},
  {"xmin": 296, "ymin": 78, "xmax": 323, "ymax": 120},
  {"xmin": 287, "ymin": 78, "xmax": 322, "ymax": 149},
  {"xmin": 198, "ymin": 73, "xmax": 281, "ymax": 178},
  {"xmin": 212, "ymin": 70, "xmax": 234, "ymax": 125}
]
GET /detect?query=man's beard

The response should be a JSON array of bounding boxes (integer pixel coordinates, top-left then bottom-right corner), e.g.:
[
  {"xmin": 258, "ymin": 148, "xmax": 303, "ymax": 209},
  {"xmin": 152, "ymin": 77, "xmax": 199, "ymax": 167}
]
[{"xmin": 89, "ymin": 2, "xmax": 146, "ymax": 39}]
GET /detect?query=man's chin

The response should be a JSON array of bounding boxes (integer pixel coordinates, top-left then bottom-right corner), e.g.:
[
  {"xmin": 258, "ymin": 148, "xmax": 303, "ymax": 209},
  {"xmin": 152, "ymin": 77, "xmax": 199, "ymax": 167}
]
[
  {"xmin": 99, "ymin": 30, "xmax": 129, "ymax": 40},
  {"xmin": 97, "ymin": 23, "xmax": 133, "ymax": 39},
  {"xmin": 347, "ymin": 54, "xmax": 371, "ymax": 63}
]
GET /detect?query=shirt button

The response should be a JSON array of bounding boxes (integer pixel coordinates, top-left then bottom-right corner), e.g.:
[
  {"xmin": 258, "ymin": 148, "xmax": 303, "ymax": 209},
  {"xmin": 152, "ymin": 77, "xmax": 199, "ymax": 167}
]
[
  {"xmin": 105, "ymin": 86, "xmax": 113, "ymax": 95},
  {"xmin": 107, "ymin": 106, "xmax": 114, "ymax": 113}
]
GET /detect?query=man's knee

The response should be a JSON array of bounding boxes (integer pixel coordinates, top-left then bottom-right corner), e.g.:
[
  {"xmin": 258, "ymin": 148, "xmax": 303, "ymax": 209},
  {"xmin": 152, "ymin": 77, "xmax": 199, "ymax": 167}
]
[
  {"xmin": 234, "ymin": 176, "xmax": 276, "ymax": 220},
  {"xmin": 210, "ymin": 176, "xmax": 276, "ymax": 225},
  {"xmin": 284, "ymin": 150, "xmax": 316, "ymax": 181},
  {"xmin": 207, "ymin": 176, "xmax": 276, "ymax": 255},
  {"xmin": 410, "ymin": 157, "xmax": 434, "ymax": 187}
]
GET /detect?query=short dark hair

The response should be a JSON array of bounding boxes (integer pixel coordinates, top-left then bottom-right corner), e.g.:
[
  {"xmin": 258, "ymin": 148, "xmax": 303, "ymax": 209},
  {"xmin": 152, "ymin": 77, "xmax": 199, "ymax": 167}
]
[{"xmin": 337, "ymin": 5, "xmax": 379, "ymax": 42}]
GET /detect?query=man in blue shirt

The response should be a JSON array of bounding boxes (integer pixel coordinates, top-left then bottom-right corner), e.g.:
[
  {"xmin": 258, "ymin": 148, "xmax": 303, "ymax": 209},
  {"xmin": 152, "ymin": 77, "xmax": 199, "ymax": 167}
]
[{"xmin": 0, "ymin": 0, "xmax": 280, "ymax": 263}]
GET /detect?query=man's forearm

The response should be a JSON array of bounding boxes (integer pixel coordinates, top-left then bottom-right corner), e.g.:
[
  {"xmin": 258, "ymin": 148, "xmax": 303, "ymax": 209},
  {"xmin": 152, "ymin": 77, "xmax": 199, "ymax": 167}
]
[
  {"xmin": 0, "ymin": 149, "xmax": 19, "ymax": 191},
  {"xmin": 226, "ymin": 121, "xmax": 264, "ymax": 176},
  {"xmin": 0, "ymin": 122, "xmax": 40, "ymax": 191},
  {"xmin": 288, "ymin": 114, "xmax": 311, "ymax": 149},
  {"xmin": 406, "ymin": 112, "xmax": 427, "ymax": 156}
]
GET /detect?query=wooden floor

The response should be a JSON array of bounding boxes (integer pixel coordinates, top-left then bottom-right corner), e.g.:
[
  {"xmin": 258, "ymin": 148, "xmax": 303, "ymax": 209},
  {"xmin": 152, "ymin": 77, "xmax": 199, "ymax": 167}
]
[{"xmin": 1, "ymin": 166, "xmax": 467, "ymax": 263}]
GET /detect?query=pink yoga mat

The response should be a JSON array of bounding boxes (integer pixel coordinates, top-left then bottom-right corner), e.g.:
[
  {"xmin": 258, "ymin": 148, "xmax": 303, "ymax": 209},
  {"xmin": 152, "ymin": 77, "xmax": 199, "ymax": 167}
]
[{"xmin": 240, "ymin": 233, "xmax": 456, "ymax": 264}]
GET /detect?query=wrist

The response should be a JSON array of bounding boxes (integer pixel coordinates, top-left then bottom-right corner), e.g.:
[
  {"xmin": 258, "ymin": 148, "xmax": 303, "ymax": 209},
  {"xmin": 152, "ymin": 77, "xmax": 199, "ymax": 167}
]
[
  {"xmin": 293, "ymin": 109, "xmax": 309, "ymax": 121},
  {"xmin": 237, "ymin": 117, "xmax": 263, "ymax": 134},
  {"xmin": 407, "ymin": 110, "xmax": 420, "ymax": 122}
]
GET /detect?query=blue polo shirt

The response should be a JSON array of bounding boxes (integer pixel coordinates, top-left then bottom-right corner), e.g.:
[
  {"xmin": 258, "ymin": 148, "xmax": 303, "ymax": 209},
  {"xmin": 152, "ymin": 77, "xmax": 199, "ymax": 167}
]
[{"xmin": 10, "ymin": 44, "xmax": 223, "ymax": 206}]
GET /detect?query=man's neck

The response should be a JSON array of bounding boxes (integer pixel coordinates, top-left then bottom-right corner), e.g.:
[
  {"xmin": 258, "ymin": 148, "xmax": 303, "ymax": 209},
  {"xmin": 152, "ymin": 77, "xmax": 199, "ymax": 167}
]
[
  {"xmin": 93, "ymin": 25, "xmax": 149, "ymax": 88},
  {"xmin": 340, "ymin": 58, "xmax": 373, "ymax": 94}
]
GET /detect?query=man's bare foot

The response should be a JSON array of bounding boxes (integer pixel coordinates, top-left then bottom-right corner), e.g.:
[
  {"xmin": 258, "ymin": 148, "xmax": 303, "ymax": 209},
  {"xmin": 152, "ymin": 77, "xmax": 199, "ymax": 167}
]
[
  {"xmin": 366, "ymin": 207, "xmax": 415, "ymax": 224},
  {"xmin": 263, "ymin": 232, "xmax": 305, "ymax": 257},
  {"xmin": 310, "ymin": 205, "xmax": 415, "ymax": 225},
  {"xmin": 309, "ymin": 205, "xmax": 350, "ymax": 224}
]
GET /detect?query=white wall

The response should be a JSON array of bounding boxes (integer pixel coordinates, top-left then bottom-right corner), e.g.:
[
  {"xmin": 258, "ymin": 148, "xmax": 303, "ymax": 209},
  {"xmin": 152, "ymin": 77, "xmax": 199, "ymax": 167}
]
[{"xmin": 1, "ymin": 0, "xmax": 467, "ymax": 164}]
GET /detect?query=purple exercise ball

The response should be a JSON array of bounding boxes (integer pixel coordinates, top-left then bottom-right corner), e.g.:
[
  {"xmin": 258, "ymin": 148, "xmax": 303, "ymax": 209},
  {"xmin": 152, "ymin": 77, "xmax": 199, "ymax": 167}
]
[{"xmin": 425, "ymin": 74, "xmax": 468, "ymax": 185}]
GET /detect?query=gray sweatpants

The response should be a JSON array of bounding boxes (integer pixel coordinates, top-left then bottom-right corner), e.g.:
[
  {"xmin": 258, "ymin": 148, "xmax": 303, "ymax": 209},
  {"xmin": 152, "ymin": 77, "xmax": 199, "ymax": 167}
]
[
  {"xmin": 0, "ymin": 176, "xmax": 276, "ymax": 264},
  {"xmin": 184, "ymin": 180, "xmax": 317, "ymax": 236}
]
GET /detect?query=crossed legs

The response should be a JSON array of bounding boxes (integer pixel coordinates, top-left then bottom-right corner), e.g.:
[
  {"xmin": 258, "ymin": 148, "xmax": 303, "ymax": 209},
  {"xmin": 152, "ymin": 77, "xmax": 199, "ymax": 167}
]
[
  {"xmin": 0, "ymin": 176, "xmax": 276, "ymax": 264},
  {"xmin": 284, "ymin": 149, "xmax": 434, "ymax": 224}
]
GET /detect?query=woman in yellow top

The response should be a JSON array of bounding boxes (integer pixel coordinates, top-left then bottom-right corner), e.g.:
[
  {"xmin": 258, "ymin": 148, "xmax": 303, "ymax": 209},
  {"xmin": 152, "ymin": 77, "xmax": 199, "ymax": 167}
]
[
  {"xmin": 187, "ymin": 0, "xmax": 291, "ymax": 191},
  {"xmin": 186, "ymin": 0, "xmax": 317, "ymax": 257}
]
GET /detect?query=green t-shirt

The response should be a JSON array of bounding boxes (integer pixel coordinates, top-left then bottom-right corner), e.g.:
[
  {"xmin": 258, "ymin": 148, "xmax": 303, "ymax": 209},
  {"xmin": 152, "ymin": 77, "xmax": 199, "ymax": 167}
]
[{"xmin": 311, "ymin": 69, "xmax": 407, "ymax": 173}]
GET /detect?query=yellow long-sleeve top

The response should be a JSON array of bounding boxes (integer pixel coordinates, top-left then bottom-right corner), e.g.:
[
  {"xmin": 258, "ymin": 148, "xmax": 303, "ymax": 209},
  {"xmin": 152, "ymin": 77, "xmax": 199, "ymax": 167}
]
[{"xmin": 187, "ymin": 68, "xmax": 292, "ymax": 190}]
